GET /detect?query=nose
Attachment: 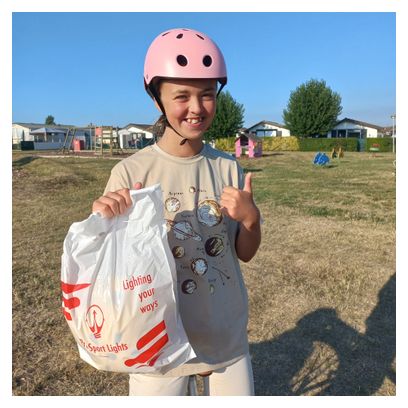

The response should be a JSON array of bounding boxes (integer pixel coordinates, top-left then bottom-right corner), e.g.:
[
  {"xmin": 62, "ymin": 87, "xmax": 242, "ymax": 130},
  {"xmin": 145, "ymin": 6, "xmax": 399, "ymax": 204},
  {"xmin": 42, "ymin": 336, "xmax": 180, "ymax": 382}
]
[{"xmin": 189, "ymin": 96, "xmax": 203, "ymax": 115}]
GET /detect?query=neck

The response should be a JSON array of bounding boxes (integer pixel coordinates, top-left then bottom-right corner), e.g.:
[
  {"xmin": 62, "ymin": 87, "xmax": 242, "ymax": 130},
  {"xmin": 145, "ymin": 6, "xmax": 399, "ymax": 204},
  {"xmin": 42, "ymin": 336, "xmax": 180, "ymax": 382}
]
[{"xmin": 157, "ymin": 128, "xmax": 204, "ymax": 157}]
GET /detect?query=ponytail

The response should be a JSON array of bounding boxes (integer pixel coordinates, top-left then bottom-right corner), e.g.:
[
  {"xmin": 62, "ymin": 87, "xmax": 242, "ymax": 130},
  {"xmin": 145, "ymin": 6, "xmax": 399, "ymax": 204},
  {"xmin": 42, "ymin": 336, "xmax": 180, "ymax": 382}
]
[{"xmin": 152, "ymin": 114, "xmax": 168, "ymax": 139}]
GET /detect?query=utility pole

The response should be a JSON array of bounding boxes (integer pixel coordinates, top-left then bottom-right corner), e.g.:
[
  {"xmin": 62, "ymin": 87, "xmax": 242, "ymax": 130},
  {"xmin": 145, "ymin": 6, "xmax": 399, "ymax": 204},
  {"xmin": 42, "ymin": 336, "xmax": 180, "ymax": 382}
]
[{"xmin": 391, "ymin": 114, "xmax": 396, "ymax": 154}]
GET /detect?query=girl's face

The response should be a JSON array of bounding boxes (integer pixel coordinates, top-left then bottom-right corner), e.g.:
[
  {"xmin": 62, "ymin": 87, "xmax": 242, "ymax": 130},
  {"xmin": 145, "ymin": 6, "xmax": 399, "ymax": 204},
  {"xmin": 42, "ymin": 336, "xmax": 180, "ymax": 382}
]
[{"xmin": 158, "ymin": 78, "xmax": 217, "ymax": 142}]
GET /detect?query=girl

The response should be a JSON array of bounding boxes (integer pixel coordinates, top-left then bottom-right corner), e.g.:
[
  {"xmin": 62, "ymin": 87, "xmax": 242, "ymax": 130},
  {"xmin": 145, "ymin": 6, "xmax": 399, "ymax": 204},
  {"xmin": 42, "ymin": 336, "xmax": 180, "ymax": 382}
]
[{"xmin": 92, "ymin": 28, "xmax": 261, "ymax": 396}]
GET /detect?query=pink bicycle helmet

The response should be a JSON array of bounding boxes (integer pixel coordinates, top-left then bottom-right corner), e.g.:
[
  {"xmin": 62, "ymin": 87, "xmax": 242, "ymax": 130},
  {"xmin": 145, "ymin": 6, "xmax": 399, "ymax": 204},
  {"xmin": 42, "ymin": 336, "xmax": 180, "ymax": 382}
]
[{"xmin": 144, "ymin": 28, "xmax": 227, "ymax": 94}]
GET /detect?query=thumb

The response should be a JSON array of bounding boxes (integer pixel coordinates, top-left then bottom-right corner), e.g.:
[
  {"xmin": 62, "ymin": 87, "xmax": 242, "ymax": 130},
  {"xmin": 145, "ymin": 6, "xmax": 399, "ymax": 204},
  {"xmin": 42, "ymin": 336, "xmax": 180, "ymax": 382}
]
[
  {"xmin": 243, "ymin": 172, "xmax": 252, "ymax": 193},
  {"xmin": 133, "ymin": 182, "xmax": 143, "ymax": 190}
]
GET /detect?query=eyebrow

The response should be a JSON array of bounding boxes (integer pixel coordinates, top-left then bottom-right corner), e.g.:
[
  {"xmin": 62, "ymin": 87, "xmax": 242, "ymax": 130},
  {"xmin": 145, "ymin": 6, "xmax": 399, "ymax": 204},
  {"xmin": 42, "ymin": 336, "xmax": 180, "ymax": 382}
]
[{"xmin": 172, "ymin": 87, "xmax": 217, "ymax": 95}]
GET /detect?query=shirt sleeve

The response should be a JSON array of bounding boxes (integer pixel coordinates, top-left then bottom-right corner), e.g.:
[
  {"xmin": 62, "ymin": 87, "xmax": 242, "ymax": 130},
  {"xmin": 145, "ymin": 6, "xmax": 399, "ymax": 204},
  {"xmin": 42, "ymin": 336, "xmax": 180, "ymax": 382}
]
[{"xmin": 103, "ymin": 164, "xmax": 132, "ymax": 195}]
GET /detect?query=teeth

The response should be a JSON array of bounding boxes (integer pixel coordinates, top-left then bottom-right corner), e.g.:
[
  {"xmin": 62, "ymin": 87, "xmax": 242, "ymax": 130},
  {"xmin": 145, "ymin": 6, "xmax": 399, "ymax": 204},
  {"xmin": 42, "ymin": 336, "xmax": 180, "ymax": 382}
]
[{"xmin": 187, "ymin": 118, "xmax": 201, "ymax": 124}]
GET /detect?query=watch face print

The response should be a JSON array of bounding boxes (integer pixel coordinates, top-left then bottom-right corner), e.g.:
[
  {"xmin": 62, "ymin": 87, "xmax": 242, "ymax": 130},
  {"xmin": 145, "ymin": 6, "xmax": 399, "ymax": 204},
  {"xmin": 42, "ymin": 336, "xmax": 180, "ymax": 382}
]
[
  {"xmin": 167, "ymin": 220, "xmax": 202, "ymax": 242},
  {"xmin": 165, "ymin": 197, "xmax": 181, "ymax": 213},
  {"xmin": 191, "ymin": 258, "xmax": 208, "ymax": 276},
  {"xmin": 197, "ymin": 200, "xmax": 222, "ymax": 227},
  {"xmin": 172, "ymin": 246, "xmax": 185, "ymax": 258},
  {"xmin": 181, "ymin": 279, "xmax": 197, "ymax": 294},
  {"xmin": 205, "ymin": 236, "xmax": 225, "ymax": 257}
]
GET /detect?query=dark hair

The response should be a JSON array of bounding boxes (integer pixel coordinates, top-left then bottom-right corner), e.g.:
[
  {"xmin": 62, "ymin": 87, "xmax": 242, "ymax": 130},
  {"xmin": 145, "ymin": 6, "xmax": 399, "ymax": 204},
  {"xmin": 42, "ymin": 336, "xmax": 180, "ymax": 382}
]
[
  {"xmin": 149, "ymin": 78, "xmax": 168, "ymax": 139},
  {"xmin": 152, "ymin": 114, "xmax": 168, "ymax": 139}
]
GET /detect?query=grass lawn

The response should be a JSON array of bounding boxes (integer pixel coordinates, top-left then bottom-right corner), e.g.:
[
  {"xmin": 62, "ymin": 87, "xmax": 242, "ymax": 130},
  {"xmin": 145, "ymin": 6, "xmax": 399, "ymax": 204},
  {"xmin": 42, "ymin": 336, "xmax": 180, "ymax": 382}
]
[{"xmin": 12, "ymin": 150, "xmax": 396, "ymax": 395}]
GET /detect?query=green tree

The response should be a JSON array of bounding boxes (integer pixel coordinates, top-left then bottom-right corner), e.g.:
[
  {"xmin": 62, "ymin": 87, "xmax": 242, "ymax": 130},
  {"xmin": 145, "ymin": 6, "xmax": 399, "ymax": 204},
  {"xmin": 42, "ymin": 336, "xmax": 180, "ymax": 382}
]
[
  {"xmin": 283, "ymin": 79, "xmax": 342, "ymax": 137},
  {"xmin": 45, "ymin": 115, "xmax": 56, "ymax": 126},
  {"xmin": 205, "ymin": 91, "xmax": 244, "ymax": 140}
]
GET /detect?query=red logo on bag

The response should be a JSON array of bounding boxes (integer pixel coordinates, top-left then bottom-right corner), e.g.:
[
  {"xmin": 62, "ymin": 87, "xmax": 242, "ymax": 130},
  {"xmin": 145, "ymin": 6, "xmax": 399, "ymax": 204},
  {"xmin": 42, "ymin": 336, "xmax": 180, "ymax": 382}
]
[
  {"xmin": 86, "ymin": 305, "xmax": 105, "ymax": 338},
  {"xmin": 61, "ymin": 281, "xmax": 91, "ymax": 321},
  {"xmin": 124, "ymin": 320, "xmax": 169, "ymax": 368}
]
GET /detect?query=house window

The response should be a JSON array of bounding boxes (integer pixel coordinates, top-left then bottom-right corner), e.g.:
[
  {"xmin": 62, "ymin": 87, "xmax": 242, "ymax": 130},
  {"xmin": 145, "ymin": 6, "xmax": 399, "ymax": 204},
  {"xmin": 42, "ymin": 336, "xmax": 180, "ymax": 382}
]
[
  {"xmin": 256, "ymin": 129, "xmax": 274, "ymax": 137},
  {"xmin": 348, "ymin": 130, "xmax": 361, "ymax": 138}
]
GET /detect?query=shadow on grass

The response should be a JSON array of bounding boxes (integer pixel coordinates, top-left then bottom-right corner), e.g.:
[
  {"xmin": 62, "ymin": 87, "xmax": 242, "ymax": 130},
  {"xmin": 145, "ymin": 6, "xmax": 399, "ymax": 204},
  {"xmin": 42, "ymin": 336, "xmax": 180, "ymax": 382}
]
[
  {"xmin": 250, "ymin": 274, "xmax": 395, "ymax": 395},
  {"xmin": 313, "ymin": 164, "xmax": 338, "ymax": 169},
  {"xmin": 13, "ymin": 156, "xmax": 39, "ymax": 168},
  {"xmin": 243, "ymin": 168, "xmax": 263, "ymax": 174}
]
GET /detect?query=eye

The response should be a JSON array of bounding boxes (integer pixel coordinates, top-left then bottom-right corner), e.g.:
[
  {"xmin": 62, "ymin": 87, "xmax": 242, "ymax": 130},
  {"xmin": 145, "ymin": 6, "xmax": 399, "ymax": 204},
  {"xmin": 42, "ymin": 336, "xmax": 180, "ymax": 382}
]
[
  {"xmin": 202, "ymin": 92, "xmax": 216, "ymax": 100},
  {"xmin": 175, "ymin": 94, "xmax": 188, "ymax": 101}
]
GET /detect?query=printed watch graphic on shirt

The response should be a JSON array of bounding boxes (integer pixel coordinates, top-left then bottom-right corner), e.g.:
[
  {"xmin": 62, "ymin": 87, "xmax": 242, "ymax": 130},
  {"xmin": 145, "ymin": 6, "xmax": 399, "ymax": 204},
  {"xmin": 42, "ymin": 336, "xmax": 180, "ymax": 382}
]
[{"xmin": 164, "ymin": 186, "xmax": 232, "ymax": 297}]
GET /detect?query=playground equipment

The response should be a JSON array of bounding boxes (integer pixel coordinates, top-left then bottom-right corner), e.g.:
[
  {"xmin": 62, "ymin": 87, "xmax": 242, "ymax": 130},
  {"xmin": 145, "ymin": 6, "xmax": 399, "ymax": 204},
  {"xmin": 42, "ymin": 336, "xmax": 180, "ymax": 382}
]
[
  {"xmin": 58, "ymin": 126, "xmax": 93, "ymax": 154},
  {"xmin": 235, "ymin": 132, "xmax": 262, "ymax": 158},
  {"xmin": 313, "ymin": 152, "xmax": 330, "ymax": 166},
  {"xmin": 331, "ymin": 146, "xmax": 344, "ymax": 159},
  {"xmin": 94, "ymin": 126, "xmax": 124, "ymax": 156},
  {"xmin": 58, "ymin": 127, "xmax": 77, "ymax": 154},
  {"xmin": 369, "ymin": 143, "xmax": 380, "ymax": 158}
]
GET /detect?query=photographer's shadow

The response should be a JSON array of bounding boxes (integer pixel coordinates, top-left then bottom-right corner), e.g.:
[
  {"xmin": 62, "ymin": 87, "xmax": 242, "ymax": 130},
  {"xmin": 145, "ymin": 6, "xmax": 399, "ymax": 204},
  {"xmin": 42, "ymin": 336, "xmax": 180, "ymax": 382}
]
[{"xmin": 250, "ymin": 274, "xmax": 395, "ymax": 395}]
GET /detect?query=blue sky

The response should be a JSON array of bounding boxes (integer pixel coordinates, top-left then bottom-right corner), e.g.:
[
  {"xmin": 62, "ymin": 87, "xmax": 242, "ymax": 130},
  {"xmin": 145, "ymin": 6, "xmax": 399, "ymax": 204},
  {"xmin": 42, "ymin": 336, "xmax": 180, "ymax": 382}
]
[{"xmin": 12, "ymin": 12, "xmax": 396, "ymax": 128}]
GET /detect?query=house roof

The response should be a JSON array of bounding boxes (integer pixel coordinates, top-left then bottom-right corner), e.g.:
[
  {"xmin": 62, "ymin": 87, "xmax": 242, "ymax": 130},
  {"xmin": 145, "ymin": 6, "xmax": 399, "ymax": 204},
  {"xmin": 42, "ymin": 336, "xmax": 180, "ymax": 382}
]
[
  {"xmin": 236, "ymin": 134, "xmax": 262, "ymax": 142},
  {"xmin": 335, "ymin": 117, "xmax": 383, "ymax": 130},
  {"xmin": 246, "ymin": 120, "xmax": 289, "ymax": 130},
  {"xmin": 13, "ymin": 122, "xmax": 81, "ymax": 130},
  {"xmin": 123, "ymin": 123, "xmax": 154, "ymax": 132}
]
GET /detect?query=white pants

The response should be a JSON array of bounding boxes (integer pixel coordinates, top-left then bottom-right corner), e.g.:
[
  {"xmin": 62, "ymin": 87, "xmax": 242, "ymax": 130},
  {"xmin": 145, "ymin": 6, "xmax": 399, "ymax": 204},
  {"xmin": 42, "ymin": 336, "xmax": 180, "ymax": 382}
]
[{"xmin": 129, "ymin": 353, "xmax": 254, "ymax": 396}]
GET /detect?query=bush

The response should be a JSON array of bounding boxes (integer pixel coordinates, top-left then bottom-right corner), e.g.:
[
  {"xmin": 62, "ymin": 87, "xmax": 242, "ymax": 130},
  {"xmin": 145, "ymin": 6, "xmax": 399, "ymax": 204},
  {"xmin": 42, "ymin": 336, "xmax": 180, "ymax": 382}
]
[
  {"xmin": 214, "ymin": 137, "xmax": 236, "ymax": 151},
  {"xmin": 297, "ymin": 137, "xmax": 359, "ymax": 152},
  {"xmin": 261, "ymin": 136, "xmax": 300, "ymax": 151},
  {"xmin": 366, "ymin": 137, "xmax": 393, "ymax": 152}
]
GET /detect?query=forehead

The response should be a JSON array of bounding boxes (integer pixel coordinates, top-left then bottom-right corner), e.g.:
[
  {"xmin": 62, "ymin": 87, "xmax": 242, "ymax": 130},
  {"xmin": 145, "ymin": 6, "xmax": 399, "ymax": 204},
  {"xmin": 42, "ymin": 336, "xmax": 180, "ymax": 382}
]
[{"xmin": 160, "ymin": 78, "xmax": 217, "ymax": 93}]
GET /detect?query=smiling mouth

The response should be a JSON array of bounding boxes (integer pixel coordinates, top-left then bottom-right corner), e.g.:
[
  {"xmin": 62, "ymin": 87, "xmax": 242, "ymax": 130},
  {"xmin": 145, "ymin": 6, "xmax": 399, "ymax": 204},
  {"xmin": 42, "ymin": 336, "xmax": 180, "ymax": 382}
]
[{"xmin": 185, "ymin": 117, "xmax": 203, "ymax": 124}]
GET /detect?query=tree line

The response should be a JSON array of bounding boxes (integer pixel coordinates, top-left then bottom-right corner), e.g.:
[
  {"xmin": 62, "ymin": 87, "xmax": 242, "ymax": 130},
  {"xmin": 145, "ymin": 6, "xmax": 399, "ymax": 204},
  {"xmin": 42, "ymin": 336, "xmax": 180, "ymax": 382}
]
[
  {"xmin": 205, "ymin": 78, "xmax": 342, "ymax": 139},
  {"xmin": 45, "ymin": 79, "xmax": 342, "ymax": 139}
]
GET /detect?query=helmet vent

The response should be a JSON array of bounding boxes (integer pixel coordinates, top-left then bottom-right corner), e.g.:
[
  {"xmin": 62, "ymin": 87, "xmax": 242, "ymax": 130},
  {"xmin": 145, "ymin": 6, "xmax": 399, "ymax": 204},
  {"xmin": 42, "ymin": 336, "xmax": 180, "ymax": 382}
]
[
  {"xmin": 176, "ymin": 33, "xmax": 184, "ymax": 39},
  {"xmin": 177, "ymin": 55, "xmax": 188, "ymax": 66},
  {"xmin": 203, "ymin": 55, "xmax": 212, "ymax": 67},
  {"xmin": 196, "ymin": 34, "xmax": 205, "ymax": 40}
]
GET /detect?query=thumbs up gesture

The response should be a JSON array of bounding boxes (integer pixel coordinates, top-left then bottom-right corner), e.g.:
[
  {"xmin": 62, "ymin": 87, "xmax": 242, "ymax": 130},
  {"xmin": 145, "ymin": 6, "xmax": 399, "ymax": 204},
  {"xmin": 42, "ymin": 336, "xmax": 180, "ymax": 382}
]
[{"xmin": 220, "ymin": 173, "xmax": 260, "ymax": 227}]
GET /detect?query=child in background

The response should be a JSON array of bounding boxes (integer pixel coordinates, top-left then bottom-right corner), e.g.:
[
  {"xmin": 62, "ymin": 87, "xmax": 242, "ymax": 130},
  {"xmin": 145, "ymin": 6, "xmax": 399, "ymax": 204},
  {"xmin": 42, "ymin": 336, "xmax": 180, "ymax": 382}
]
[{"xmin": 92, "ymin": 28, "xmax": 261, "ymax": 396}]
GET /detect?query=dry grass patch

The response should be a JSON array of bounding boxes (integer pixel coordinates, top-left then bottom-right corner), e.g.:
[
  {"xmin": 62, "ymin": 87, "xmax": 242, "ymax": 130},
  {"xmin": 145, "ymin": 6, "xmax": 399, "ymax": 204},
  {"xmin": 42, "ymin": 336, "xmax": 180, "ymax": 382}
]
[{"xmin": 12, "ymin": 151, "xmax": 395, "ymax": 395}]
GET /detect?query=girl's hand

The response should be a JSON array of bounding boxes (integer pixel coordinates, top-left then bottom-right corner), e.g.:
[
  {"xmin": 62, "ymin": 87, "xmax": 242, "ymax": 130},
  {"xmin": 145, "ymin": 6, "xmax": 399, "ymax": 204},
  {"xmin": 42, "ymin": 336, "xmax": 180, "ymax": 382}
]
[
  {"xmin": 92, "ymin": 182, "xmax": 143, "ymax": 218},
  {"xmin": 220, "ymin": 173, "xmax": 260, "ymax": 228}
]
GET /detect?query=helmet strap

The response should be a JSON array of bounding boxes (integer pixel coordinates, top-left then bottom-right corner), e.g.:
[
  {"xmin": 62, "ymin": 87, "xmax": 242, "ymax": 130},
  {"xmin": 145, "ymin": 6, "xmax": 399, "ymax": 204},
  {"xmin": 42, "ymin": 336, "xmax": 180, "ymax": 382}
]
[
  {"xmin": 148, "ymin": 80, "xmax": 225, "ymax": 146},
  {"xmin": 148, "ymin": 84, "xmax": 188, "ymax": 145}
]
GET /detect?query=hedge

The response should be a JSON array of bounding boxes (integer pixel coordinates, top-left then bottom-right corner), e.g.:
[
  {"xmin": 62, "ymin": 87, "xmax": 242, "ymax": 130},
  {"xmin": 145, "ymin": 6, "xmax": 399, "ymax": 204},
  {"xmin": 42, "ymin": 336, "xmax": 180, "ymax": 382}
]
[
  {"xmin": 214, "ymin": 136, "xmax": 393, "ymax": 152},
  {"xmin": 366, "ymin": 137, "xmax": 394, "ymax": 152},
  {"xmin": 214, "ymin": 136, "xmax": 358, "ymax": 152},
  {"xmin": 297, "ymin": 137, "xmax": 359, "ymax": 152}
]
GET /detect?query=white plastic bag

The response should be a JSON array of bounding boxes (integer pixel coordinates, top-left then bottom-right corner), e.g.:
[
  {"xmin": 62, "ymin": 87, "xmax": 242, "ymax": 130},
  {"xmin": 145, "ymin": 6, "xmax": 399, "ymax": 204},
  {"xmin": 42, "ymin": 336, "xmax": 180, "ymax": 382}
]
[{"xmin": 61, "ymin": 183, "xmax": 195, "ymax": 373}]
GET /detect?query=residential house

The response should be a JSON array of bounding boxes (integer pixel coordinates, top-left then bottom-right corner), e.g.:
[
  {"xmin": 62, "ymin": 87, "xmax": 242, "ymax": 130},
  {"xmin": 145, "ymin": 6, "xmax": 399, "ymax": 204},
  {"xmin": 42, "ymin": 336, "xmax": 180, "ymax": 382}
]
[
  {"xmin": 328, "ymin": 118, "xmax": 384, "ymax": 139},
  {"xmin": 245, "ymin": 120, "xmax": 291, "ymax": 137},
  {"xmin": 12, "ymin": 122, "xmax": 94, "ymax": 150},
  {"xmin": 118, "ymin": 123, "xmax": 155, "ymax": 149}
]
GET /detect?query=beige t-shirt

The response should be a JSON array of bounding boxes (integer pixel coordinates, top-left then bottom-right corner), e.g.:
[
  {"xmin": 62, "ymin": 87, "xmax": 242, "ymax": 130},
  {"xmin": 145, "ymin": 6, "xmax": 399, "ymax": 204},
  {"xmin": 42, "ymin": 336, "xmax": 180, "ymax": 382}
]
[{"xmin": 103, "ymin": 143, "xmax": 249, "ymax": 377}]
